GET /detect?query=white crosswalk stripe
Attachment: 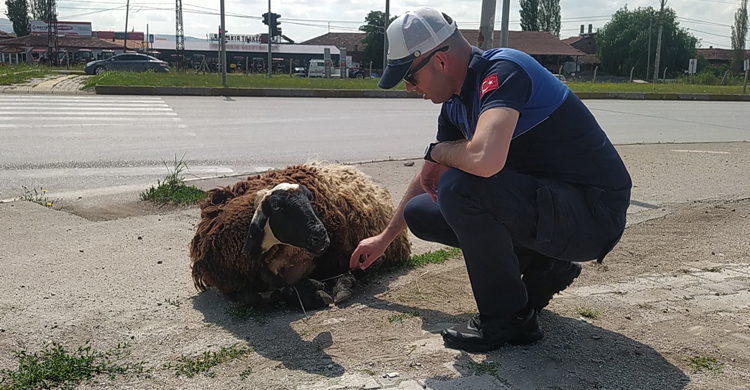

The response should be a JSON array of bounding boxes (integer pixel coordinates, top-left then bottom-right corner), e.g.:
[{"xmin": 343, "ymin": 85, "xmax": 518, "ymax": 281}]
[{"xmin": 0, "ymin": 95, "xmax": 181, "ymax": 127}]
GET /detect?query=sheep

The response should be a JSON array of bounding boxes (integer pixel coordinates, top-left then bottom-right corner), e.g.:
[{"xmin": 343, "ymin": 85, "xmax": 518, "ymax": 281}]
[{"xmin": 189, "ymin": 162, "xmax": 412, "ymax": 310}]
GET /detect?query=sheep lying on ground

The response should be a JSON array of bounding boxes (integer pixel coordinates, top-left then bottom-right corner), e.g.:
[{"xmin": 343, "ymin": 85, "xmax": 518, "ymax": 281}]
[{"xmin": 189, "ymin": 163, "xmax": 411, "ymax": 310}]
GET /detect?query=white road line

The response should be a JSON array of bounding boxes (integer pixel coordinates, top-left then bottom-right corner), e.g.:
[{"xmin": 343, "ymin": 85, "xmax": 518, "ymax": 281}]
[
  {"xmin": 0, "ymin": 112, "xmax": 177, "ymax": 116},
  {"xmin": 671, "ymin": 150, "xmax": 731, "ymax": 154},
  {"xmin": 0, "ymin": 116, "xmax": 183, "ymax": 121},
  {"xmin": 0, "ymin": 95, "xmax": 164, "ymax": 100},
  {"xmin": 0, "ymin": 103, "xmax": 170, "ymax": 107},
  {"xmin": 0, "ymin": 107, "xmax": 174, "ymax": 111},
  {"xmin": 0, "ymin": 123, "xmax": 187, "ymax": 128},
  {"xmin": 1, "ymin": 166, "xmax": 235, "ymax": 179}
]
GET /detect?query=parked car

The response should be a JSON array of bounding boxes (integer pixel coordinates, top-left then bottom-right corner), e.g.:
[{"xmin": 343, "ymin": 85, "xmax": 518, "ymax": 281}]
[{"xmin": 84, "ymin": 53, "xmax": 170, "ymax": 75}]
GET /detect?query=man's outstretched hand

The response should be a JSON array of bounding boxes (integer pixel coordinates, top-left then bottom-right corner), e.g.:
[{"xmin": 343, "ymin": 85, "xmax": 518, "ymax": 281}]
[{"xmin": 349, "ymin": 234, "xmax": 390, "ymax": 271}]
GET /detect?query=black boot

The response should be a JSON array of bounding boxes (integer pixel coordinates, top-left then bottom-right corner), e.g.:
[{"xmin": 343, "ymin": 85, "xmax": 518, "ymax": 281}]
[
  {"xmin": 441, "ymin": 307, "xmax": 542, "ymax": 352},
  {"xmin": 523, "ymin": 259, "xmax": 582, "ymax": 311}
]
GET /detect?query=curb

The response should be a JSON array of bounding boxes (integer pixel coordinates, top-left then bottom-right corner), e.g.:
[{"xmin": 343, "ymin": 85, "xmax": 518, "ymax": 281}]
[{"xmin": 92, "ymin": 85, "xmax": 750, "ymax": 101}]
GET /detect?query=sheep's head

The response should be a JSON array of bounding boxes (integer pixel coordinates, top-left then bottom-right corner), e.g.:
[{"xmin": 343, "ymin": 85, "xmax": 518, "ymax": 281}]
[{"xmin": 241, "ymin": 183, "xmax": 330, "ymax": 258}]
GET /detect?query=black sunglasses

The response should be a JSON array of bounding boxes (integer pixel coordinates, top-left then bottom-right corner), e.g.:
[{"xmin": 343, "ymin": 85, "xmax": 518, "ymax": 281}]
[{"xmin": 403, "ymin": 46, "xmax": 449, "ymax": 86}]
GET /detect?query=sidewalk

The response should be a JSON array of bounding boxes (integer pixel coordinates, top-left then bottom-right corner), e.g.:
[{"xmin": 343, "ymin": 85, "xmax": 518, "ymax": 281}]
[
  {"xmin": 0, "ymin": 73, "xmax": 92, "ymax": 94},
  {"xmin": 1, "ymin": 143, "xmax": 750, "ymax": 389}
]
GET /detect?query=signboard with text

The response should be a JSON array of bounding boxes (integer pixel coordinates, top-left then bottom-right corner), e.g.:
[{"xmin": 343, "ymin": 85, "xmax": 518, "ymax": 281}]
[
  {"xmin": 31, "ymin": 20, "xmax": 92, "ymax": 37},
  {"xmin": 688, "ymin": 58, "xmax": 697, "ymax": 75},
  {"xmin": 208, "ymin": 33, "xmax": 262, "ymax": 43}
]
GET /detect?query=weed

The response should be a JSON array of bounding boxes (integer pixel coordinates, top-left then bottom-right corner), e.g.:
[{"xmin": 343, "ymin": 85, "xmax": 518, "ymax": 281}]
[
  {"xmin": 19, "ymin": 186, "xmax": 54, "ymax": 208},
  {"xmin": 225, "ymin": 303, "xmax": 269, "ymax": 325},
  {"xmin": 140, "ymin": 154, "xmax": 206, "ymax": 206},
  {"xmin": 165, "ymin": 298, "xmax": 181, "ymax": 308},
  {"xmin": 466, "ymin": 360, "xmax": 500, "ymax": 379},
  {"xmin": 637, "ymin": 302, "xmax": 655, "ymax": 310},
  {"xmin": 164, "ymin": 344, "xmax": 253, "ymax": 378},
  {"xmin": 575, "ymin": 306, "xmax": 600, "ymax": 319},
  {"xmin": 387, "ymin": 311, "xmax": 421, "ymax": 324},
  {"xmin": 405, "ymin": 247, "xmax": 462, "ymax": 268},
  {"xmin": 361, "ymin": 368, "xmax": 377, "ymax": 376},
  {"xmin": 0, "ymin": 341, "xmax": 145, "ymax": 390},
  {"xmin": 687, "ymin": 356, "xmax": 723, "ymax": 372},
  {"xmin": 239, "ymin": 367, "xmax": 253, "ymax": 380},
  {"xmin": 702, "ymin": 267, "xmax": 722, "ymax": 273}
]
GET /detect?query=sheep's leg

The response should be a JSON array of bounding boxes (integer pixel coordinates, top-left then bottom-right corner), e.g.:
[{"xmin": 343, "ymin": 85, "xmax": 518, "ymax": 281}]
[
  {"xmin": 284, "ymin": 279, "xmax": 333, "ymax": 310},
  {"xmin": 332, "ymin": 274, "xmax": 356, "ymax": 304}
]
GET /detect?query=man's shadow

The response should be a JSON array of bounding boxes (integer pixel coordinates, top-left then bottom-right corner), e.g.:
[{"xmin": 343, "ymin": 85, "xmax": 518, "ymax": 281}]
[{"xmin": 192, "ymin": 267, "xmax": 689, "ymax": 387}]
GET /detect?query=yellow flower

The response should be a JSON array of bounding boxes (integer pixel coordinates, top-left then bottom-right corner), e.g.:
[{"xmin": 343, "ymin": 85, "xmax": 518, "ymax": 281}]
[
  {"xmin": 46, "ymin": 202, "xmax": 52, "ymax": 207},
  {"xmin": 42, "ymin": 189, "xmax": 47, "ymax": 193}
]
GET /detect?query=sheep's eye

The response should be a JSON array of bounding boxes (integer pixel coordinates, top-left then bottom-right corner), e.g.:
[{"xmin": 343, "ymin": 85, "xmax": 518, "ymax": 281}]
[{"xmin": 271, "ymin": 204, "xmax": 284, "ymax": 211}]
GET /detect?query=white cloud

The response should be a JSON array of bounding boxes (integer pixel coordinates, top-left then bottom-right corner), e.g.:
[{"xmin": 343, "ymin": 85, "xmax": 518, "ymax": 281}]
[{"xmin": 0, "ymin": 0, "xmax": 740, "ymax": 48}]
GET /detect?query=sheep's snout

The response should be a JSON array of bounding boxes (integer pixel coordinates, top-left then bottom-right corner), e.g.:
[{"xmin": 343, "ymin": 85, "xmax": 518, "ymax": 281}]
[{"xmin": 307, "ymin": 228, "xmax": 330, "ymax": 256}]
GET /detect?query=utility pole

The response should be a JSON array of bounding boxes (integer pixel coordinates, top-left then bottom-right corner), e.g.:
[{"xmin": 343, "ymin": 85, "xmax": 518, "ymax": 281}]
[
  {"xmin": 220, "ymin": 0, "xmax": 227, "ymax": 87},
  {"xmin": 124, "ymin": 0, "xmax": 130, "ymax": 51},
  {"xmin": 478, "ymin": 0, "xmax": 497, "ymax": 49},
  {"xmin": 146, "ymin": 24, "xmax": 149, "ymax": 53},
  {"xmin": 267, "ymin": 0, "xmax": 272, "ymax": 78},
  {"xmin": 500, "ymin": 0, "xmax": 510, "ymax": 47},
  {"xmin": 647, "ymin": 15, "xmax": 652, "ymax": 81},
  {"xmin": 653, "ymin": 0, "xmax": 667, "ymax": 82},
  {"xmin": 383, "ymin": 0, "xmax": 390, "ymax": 72}
]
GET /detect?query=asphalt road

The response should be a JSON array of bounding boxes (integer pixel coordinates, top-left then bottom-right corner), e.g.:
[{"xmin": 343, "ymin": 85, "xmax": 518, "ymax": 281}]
[{"xmin": 1, "ymin": 94, "xmax": 749, "ymax": 200}]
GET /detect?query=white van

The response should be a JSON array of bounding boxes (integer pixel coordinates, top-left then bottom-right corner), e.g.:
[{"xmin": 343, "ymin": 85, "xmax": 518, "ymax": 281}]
[{"xmin": 307, "ymin": 59, "xmax": 341, "ymax": 78}]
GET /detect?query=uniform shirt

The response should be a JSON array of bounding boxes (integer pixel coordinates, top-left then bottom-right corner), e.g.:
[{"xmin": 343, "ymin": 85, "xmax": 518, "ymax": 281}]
[{"xmin": 437, "ymin": 47, "xmax": 632, "ymax": 209}]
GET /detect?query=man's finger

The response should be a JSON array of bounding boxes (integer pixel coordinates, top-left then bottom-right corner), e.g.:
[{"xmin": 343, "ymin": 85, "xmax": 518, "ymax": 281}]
[{"xmin": 349, "ymin": 247, "xmax": 363, "ymax": 269}]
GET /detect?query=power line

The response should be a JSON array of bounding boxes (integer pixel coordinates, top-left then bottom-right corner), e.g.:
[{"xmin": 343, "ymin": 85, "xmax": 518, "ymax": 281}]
[{"xmin": 688, "ymin": 28, "xmax": 732, "ymax": 38}]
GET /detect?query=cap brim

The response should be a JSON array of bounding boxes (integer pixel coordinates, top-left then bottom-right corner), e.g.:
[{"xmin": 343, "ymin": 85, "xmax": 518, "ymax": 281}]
[{"xmin": 378, "ymin": 61, "xmax": 413, "ymax": 89}]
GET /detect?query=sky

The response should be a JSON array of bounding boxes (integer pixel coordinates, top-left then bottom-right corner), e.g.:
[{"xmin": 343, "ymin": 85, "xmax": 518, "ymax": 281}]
[{"xmin": 0, "ymin": 0, "xmax": 743, "ymax": 49}]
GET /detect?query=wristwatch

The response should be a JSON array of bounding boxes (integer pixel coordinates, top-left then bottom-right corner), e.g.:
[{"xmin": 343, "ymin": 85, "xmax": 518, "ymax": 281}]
[{"xmin": 424, "ymin": 142, "xmax": 438, "ymax": 163}]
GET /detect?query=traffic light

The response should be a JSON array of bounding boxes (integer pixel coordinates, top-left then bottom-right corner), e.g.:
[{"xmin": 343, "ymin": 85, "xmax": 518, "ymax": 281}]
[{"xmin": 270, "ymin": 13, "xmax": 281, "ymax": 37}]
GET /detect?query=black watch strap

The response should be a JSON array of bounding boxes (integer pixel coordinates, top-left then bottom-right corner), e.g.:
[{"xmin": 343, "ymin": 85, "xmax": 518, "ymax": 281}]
[{"xmin": 424, "ymin": 142, "xmax": 438, "ymax": 163}]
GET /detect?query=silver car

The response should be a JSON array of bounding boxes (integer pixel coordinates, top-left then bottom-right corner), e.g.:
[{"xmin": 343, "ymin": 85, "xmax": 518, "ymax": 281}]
[{"xmin": 84, "ymin": 53, "xmax": 170, "ymax": 75}]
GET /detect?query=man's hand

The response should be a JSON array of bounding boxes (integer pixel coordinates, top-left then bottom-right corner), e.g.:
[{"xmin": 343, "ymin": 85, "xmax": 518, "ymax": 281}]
[
  {"xmin": 420, "ymin": 161, "xmax": 448, "ymax": 203},
  {"xmin": 350, "ymin": 233, "xmax": 391, "ymax": 271}
]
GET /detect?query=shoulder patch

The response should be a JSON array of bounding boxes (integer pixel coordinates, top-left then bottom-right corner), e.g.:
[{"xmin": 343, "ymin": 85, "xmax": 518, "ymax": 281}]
[{"xmin": 480, "ymin": 74, "xmax": 499, "ymax": 99}]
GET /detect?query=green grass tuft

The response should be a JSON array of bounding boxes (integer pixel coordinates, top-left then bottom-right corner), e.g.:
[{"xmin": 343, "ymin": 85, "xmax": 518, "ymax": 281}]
[
  {"xmin": 0, "ymin": 342, "xmax": 145, "ymax": 390},
  {"xmin": 687, "ymin": 356, "xmax": 723, "ymax": 372},
  {"xmin": 405, "ymin": 247, "xmax": 462, "ymax": 268},
  {"xmin": 225, "ymin": 303, "xmax": 269, "ymax": 325},
  {"xmin": 575, "ymin": 306, "xmax": 600, "ymax": 319},
  {"xmin": 239, "ymin": 367, "xmax": 253, "ymax": 380},
  {"xmin": 0, "ymin": 64, "xmax": 53, "ymax": 86},
  {"xmin": 140, "ymin": 154, "xmax": 206, "ymax": 206},
  {"xmin": 466, "ymin": 360, "xmax": 500, "ymax": 379},
  {"xmin": 164, "ymin": 344, "xmax": 253, "ymax": 378},
  {"xmin": 19, "ymin": 186, "xmax": 55, "ymax": 208},
  {"xmin": 387, "ymin": 311, "xmax": 421, "ymax": 324}
]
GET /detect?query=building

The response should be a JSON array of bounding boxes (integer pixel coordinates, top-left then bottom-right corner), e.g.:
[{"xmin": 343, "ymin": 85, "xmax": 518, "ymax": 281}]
[
  {"xmin": 299, "ymin": 32, "xmax": 366, "ymax": 65},
  {"xmin": 300, "ymin": 30, "xmax": 585, "ymax": 75},
  {"xmin": 563, "ymin": 33, "xmax": 599, "ymax": 72},
  {"xmin": 149, "ymin": 39, "xmax": 342, "ymax": 73},
  {"xmin": 697, "ymin": 47, "xmax": 750, "ymax": 66},
  {"xmin": 0, "ymin": 34, "xmax": 124, "ymax": 63}
]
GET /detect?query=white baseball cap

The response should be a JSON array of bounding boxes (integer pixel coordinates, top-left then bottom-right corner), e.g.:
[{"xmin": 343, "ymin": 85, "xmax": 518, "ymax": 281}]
[{"xmin": 378, "ymin": 7, "xmax": 458, "ymax": 89}]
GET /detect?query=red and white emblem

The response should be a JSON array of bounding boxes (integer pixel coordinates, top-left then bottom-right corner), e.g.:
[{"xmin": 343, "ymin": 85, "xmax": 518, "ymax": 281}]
[{"xmin": 480, "ymin": 74, "xmax": 499, "ymax": 99}]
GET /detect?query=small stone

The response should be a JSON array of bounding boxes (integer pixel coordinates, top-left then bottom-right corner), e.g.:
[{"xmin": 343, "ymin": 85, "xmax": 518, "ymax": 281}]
[
  {"xmin": 404, "ymin": 161, "xmax": 415, "ymax": 167},
  {"xmin": 157, "ymin": 302, "xmax": 162, "ymax": 306},
  {"xmin": 79, "ymin": 250, "xmax": 84, "ymax": 253},
  {"xmin": 137, "ymin": 236, "xmax": 143, "ymax": 240},
  {"xmin": 625, "ymin": 316, "xmax": 632, "ymax": 320},
  {"xmin": 712, "ymin": 251, "xmax": 716, "ymax": 255},
  {"xmin": 327, "ymin": 364, "xmax": 333, "ymax": 369},
  {"xmin": 592, "ymin": 335, "xmax": 602, "ymax": 340},
  {"xmin": 130, "ymin": 335, "xmax": 134, "ymax": 340},
  {"xmin": 0, "ymin": 328, "xmax": 5, "ymax": 332},
  {"xmin": 157, "ymin": 261, "xmax": 163, "ymax": 264},
  {"xmin": 592, "ymin": 359, "xmax": 604, "ymax": 364},
  {"xmin": 385, "ymin": 372, "xmax": 399, "ymax": 378}
]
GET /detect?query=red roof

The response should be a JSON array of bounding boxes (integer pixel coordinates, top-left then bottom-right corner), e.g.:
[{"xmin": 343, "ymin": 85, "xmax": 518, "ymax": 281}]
[
  {"xmin": 460, "ymin": 30, "xmax": 585, "ymax": 56},
  {"xmin": 301, "ymin": 30, "xmax": 584, "ymax": 57},
  {"xmin": 0, "ymin": 35, "xmax": 123, "ymax": 49},
  {"xmin": 697, "ymin": 48, "xmax": 750, "ymax": 61},
  {"xmin": 0, "ymin": 31, "xmax": 16, "ymax": 39},
  {"xmin": 299, "ymin": 32, "xmax": 366, "ymax": 52}
]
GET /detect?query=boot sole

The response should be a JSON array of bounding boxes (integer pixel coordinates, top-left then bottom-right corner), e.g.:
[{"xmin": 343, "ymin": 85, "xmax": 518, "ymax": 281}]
[{"xmin": 442, "ymin": 328, "xmax": 543, "ymax": 352}]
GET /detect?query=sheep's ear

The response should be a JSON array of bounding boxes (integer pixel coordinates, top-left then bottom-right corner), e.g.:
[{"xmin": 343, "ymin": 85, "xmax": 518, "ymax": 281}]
[{"xmin": 242, "ymin": 208, "xmax": 268, "ymax": 257}]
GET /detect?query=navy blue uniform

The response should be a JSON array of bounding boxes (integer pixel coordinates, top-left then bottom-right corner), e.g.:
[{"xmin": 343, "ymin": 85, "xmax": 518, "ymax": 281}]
[{"xmin": 403, "ymin": 47, "xmax": 632, "ymax": 319}]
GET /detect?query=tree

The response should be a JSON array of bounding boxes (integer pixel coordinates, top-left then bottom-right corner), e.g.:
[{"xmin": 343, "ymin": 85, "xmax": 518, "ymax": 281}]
[
  {"xmin": 4, "ymin": 0, "xmax": 31, "ymax": 36},
  {"xmin": 538, "ymin": 0, "xmax": 561, "ymax": 37},
  {"xmin": 520, "ymin": 0, "xmax": 540, "ymax": 32},
  {"xmin": 731, "ymin": 0, "xmax": 748, "ymax": 74},
  {"xmin": 359, "ymin": 11, "xmax": 397, "ymax": 70},
  {"xmin": 29, "ymin": 0, "xmax": 55, "ymax": 21},
  {"xmin": 597, "ymin": 6, "xmax": 697, "ymax": 79}
]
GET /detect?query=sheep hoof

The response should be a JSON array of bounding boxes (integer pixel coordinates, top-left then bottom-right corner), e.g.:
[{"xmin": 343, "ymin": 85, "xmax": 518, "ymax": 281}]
[
  {"xmin": 295, "ymin": 278, "xmax": 327, "ymax": 293},
  {"xmin": 293, "ymin": 289, "xmax": 333, "ymax": 310},
  {"xmin": 332, "ymin": 274, "xmax": 356, "ymax": 304}
]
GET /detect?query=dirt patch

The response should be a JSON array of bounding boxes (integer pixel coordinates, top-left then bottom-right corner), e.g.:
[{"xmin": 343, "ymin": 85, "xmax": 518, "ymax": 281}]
[{"xmin": 1, "ymin": 190, "xmax": 749, "ymax": 389}]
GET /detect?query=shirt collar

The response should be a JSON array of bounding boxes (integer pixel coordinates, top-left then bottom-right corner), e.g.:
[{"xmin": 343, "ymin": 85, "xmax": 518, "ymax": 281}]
[{"xmin": 453, "ymin": 46, "xmax": 489, "ymax": 103}]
